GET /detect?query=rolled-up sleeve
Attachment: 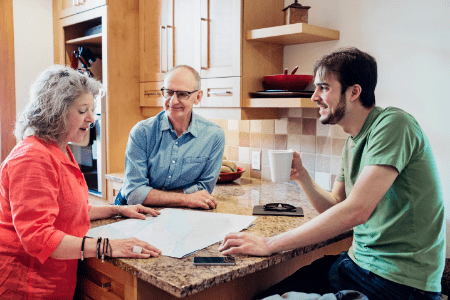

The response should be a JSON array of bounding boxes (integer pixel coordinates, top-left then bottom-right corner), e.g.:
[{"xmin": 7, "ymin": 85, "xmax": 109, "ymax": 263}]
[
  {"xmin": 122, "ymin": 123, "xmax": 154, "ymax": 205},
  {"xmin": 8, "ymin": 153, "xmax": 66, "ymax": 264}
]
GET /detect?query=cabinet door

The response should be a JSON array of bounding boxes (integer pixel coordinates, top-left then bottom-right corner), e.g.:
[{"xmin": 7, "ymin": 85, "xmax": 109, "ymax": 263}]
[
  {"xmin": 60, "ymin": 0, "xmax": 107, "ymax": 19},
  {"xmin": 140, "ymin": 0, "xmax": 168, "ymax": 82},
  {"xmin": 200, "ymin": 0, "xmax": 241, "ymax": 78},
  {"xmin": 173, "ymin": 0, "xmax": 201, "ymax": 73}
]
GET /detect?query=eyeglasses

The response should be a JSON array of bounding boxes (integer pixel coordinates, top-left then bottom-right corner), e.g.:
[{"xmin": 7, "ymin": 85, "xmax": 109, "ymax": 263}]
[
  {"xmin": 263, "ymin": 203, "xmax": 296, "ymax": 212},
  {"xmin": 161, "ymin": 88, "xmax": 198, "ymax": 101}
]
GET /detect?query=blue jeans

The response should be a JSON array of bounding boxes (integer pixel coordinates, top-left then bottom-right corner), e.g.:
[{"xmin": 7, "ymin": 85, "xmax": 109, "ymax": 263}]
[
  {"xmin": 255, "ymin": 252, "xmax": 441, "ymax": 300},
  {"xmin": 114, "ymin": 188, "xmax": 128, "ymax": 205},
  {"xmin": 329, "ymin": 252, "xmax": 441, "ymax": 300}
]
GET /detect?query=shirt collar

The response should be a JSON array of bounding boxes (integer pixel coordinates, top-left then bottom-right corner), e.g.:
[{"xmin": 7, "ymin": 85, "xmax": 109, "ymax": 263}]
[
  {"xmin": 30, "ymin": 136, "xmax": 76, "ymax": 167},
  {"xmin": 352, "ymin": 106, "xmax": 383, "ymax": 143},
  {"xmin": 161, "ymin": 111, "xmax": 199, "ymax": 138}
]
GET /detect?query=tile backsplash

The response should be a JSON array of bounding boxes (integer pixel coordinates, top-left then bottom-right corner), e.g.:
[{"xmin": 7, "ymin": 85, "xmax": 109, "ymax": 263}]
[{"xmin": 210, "ymin": 108, "xmax": 349, "ymax": 191}]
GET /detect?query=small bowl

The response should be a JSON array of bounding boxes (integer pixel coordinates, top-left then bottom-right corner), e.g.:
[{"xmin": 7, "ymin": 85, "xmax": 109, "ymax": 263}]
[
  {"xmin": 263, "ymin": 74, "xmax": 313, "ymax": 91},
  {"xmin": 217, "ymin": 167, "xmax": 245, "ymax": 183}
]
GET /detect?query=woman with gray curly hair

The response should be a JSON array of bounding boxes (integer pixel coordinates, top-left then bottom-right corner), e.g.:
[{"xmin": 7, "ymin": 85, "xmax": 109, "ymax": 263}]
[{"xmin": 0, "ymin": 65, "xmax": 161, "ymax": 299}]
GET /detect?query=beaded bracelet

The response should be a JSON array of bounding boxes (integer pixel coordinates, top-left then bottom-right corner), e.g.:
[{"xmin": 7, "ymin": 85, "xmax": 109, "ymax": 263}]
[
  {"xmin": 96, "ymin": 237, "xmax": 102, "ymax": 259},
  {"xmin": 116, "ymin": 206, "xmax": 121, "ymax": 218}
]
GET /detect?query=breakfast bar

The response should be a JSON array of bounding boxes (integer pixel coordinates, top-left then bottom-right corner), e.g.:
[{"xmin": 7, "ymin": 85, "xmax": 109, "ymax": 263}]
[{"xmin": 76, "ymin": 177, "xmax": 352, "ymax": 300}]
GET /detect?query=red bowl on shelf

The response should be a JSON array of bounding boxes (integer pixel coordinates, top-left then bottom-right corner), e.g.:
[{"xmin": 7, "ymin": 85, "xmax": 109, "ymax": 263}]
[
  {"xmin": 217, "ymin": 167, "xmax": 245, "ymax": 183},
  {"xmin": 263, "ymin": 74, "xmax": 313, "ymax": 91}
]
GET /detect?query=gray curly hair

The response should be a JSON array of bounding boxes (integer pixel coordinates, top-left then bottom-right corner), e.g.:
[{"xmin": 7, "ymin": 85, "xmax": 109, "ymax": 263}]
[{"xmin": 15, "ymin": 65, "xmax": 104, "ymax": 142}]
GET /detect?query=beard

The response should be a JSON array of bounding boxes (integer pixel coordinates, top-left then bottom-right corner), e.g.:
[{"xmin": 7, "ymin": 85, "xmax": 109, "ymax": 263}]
[{"xmin": 320, "ymin": 93, "xmax": 346, "ymax": 125}]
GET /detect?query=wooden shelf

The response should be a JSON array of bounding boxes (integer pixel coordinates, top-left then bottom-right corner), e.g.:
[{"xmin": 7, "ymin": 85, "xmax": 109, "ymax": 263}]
[
  {"xmin": 245, "ymin": 23, "xmax": 339, "ymax": 46},
  {"xmin": 66, "ymin": 33, "xmax": 102, "ymax": 46},
  {"xmin": 247, "ymin": 97, "xmax": 318, "ymax": 108}
]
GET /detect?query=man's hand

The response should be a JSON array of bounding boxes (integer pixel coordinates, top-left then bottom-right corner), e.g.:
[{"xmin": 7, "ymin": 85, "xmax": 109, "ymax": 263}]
[
  {"xmin": 218, "ymin": 232, "xmax": 272, "ymax": 256},
  {"xmin": 120, "ymin": 204, "xmax": 161, "ymax": 220},
  {"xmin": 184, "ymin": 190, "xmax": 217, "ymax": 209},
  {"xmin": 290, "ymin": 150, "xmax": 305, "ymax": 181}
]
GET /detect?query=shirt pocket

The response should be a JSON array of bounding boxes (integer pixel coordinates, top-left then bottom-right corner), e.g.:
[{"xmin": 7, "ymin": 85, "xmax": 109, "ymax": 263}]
[
  {"xmin": 179, "ymin": 157, "xmax": 208, "ymax": 185},
  {"xmin": 60, "ymin": 175, "xmax": 87, "ymax": 208}
]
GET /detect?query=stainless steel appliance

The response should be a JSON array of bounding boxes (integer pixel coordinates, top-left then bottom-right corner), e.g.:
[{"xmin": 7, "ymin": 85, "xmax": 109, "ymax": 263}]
[{"xmin": 69, "ymin": 98, "xmax": 103, "ymax": 197}]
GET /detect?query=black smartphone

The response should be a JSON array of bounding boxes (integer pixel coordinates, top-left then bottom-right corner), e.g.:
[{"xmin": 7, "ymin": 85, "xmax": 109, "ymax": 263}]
[{"xmin": 192, "ymin": 256, "xmax": 236, "ymax": 266}]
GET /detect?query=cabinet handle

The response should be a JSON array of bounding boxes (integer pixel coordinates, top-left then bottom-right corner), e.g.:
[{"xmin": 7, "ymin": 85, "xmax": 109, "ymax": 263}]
[
  {"xmin": 208, "ymin": 91, "xmax": 232, "ymax": 96},
  {"xmin": 167, "ymin": 25, "xmax": 173, "ymax": 72},
  {"xmin": 200, "ymin": 18, "xmax": 209, "ymax": 70},
  {"xmin": 159, "ymin": 26, "xmax": 165, "ymax": 74},
  {"xmin": 144, "ymin": 91, "xmax": 161, "ymax": 96}
]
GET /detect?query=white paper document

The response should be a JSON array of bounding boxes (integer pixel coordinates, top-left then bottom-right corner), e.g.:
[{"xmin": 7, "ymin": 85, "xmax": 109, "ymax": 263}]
[{"xmin": 87, "ymin": 208, "xmax": 257, "ymax": 258}]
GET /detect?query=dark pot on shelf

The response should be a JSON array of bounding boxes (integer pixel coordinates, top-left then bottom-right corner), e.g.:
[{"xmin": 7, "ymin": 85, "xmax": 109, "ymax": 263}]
[{"xmin": 263, "ymin": 74, "xmax": 313, "ymax": 91}]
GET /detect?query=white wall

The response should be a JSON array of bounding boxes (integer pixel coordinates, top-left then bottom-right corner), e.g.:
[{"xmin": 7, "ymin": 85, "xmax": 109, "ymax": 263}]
[
  {"xmin": 13, "ymin": 0, "xmax": 54, "ymax": 122},
  {"xmin": 283, "ymin": 0, "xmax": 450, "ymax": 253}
]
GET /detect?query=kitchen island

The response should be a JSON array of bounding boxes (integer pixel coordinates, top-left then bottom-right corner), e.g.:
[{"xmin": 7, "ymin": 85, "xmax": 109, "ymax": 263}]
[{"xmin": 77, "ymin": 177, "xmax": 352, "ymax": 300}]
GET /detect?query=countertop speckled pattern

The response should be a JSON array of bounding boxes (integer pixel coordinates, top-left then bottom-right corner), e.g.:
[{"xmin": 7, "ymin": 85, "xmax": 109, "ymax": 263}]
[{"xmin": 92, "ymin": 177, "xmax": 352, "ymax": 298}]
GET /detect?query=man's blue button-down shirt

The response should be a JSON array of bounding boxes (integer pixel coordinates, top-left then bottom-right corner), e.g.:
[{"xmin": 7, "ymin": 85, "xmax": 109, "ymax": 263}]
[{"xmin": 122, "ymin": 111, "xmax": 225, "ymax": 205}]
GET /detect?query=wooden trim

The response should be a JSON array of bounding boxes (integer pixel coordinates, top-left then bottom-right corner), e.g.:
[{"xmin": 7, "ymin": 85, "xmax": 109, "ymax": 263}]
[
  {"xmin": 0, "ymin": 0, "xmax": 17, "ymax": 162},
  {"xmin": 106, "ymin": 0, "xmax": 143, "ymax": 174},
  {"xmin": 53, "ymin": 0, "xmax": 61, "ymax": 64}
]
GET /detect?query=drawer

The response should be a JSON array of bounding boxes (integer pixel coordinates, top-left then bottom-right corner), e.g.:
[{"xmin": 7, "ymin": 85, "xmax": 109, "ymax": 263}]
[
  {"xmin": 200, "ymin": 77, "xmax": 241, "ymax": 108},
  {"xmin": 140, "ymin": 82, "xmax": 164, "ymax": 107},
  {"xmin": 76, "ymin": 258, "xmax": 137, "ymax": 300},
  {"xmin": 60, "ymin": 0, "xmax": 107, "ymax": 19}
]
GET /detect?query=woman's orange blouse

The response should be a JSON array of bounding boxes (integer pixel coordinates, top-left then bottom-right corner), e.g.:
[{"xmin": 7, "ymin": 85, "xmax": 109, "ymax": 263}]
[{"xmin": 0, "ymin": 136, "xmax": 91, "ymax": 299}]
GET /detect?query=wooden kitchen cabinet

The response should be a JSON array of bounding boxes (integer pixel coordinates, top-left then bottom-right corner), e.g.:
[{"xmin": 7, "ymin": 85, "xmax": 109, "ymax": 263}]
[
  {"xmin": 75, "ymin": 258, "xmax": 137, "ymax": 300},
  {"xmin": 139, "ymin": 0, "xmax": 202, "ymax": 82},
  {"xmin": 139, "ymin": 0, "xmax": 285, "ymax": 118},
  {"xmin": 199, "ymin": 0, "xmax": 241, "ymax": 79},
  {"xmin": 139, "ymin": 0, "xmax": 340, "ymax": 116},
  {"xmin": 59, "ymin": 0, "xmax": 107, "ymax": 19},
  {"xmin": 139, "ymin": 0, "xmax": 238, "ymax": 82},
  {"xmin": 54, "ymin": 0, "xmax": 144, "ymax": 199}
]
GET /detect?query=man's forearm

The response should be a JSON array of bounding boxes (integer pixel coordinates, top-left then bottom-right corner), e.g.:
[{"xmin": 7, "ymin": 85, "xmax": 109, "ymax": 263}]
[
  {"xmin": 295, "ymin": 167, "xmax": 339, "ymax": 213},
  {"xmin": 142, "ymin": 188, "xmax": 187, "ymax": 207},
  {"xmin": 266, "ymin": 198, "xmax": 360, "ymax": 254}
]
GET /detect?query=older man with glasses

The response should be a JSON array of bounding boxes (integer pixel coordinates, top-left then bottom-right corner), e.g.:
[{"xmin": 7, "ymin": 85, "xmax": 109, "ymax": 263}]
[{"xmin": 115, "ymin": 65, "xmax": 225, "ymax": 209}]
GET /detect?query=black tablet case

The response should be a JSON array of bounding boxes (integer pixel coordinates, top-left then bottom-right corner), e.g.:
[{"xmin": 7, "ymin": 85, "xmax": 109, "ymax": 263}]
[{"xmin": 252, "ymin": 205, "xmax": 304, "ymax": 217}]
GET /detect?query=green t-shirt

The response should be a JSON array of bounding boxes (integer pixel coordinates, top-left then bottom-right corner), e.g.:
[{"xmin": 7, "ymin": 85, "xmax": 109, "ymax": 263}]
[{"xmin": 336, "ymin": 106, "xmax": 445, "ymax": 292}]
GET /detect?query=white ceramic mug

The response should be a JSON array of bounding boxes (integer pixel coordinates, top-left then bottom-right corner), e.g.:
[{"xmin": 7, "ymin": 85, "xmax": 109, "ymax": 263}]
[{"xmin": 268, "ymin": 150, "xmax": 294, "ymax": 182}]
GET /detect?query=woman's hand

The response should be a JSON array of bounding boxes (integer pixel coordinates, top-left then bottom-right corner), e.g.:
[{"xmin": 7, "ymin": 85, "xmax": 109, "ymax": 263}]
[
  {"xmin": 119, "ymin": 204, "xmax": 160, "ymax": 220},
  {"xmin": 109, "ymin": 237, "xmax": 161, "ymax": 258},
  {"xmin": 218, "ymin": 232, "xmax": 272, "ymax": 256}
]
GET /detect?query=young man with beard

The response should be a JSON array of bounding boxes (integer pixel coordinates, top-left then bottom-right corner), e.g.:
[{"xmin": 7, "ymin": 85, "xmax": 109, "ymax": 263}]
[
  {"xmin": 116, "ymin": 65, "xmax": 225, "ymax": 210},
  {"xmin": 219, "ymin": 48, "xmax": 445, "ymax": 300}
]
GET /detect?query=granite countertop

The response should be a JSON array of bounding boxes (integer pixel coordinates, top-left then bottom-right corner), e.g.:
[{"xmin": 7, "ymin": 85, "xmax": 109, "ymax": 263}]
[{"xmin": 92, "ymin": 177, "xmax": 352, "ymax": 298}]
